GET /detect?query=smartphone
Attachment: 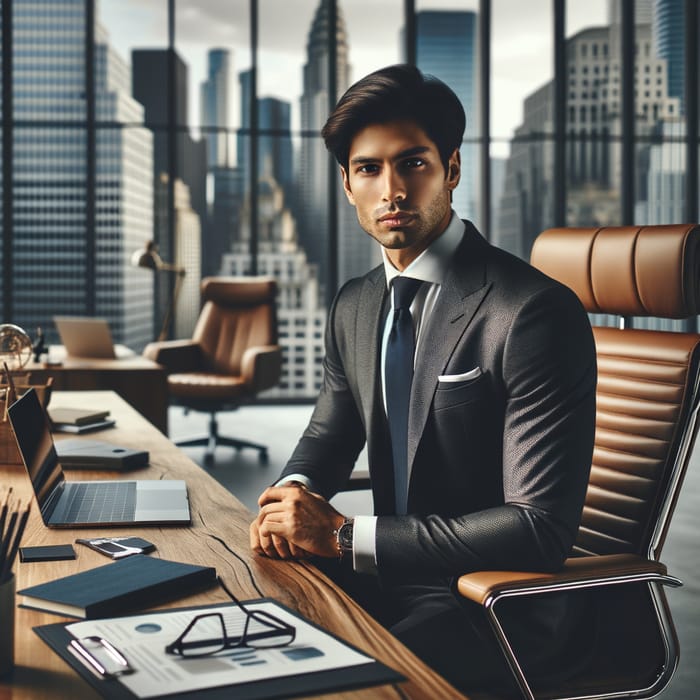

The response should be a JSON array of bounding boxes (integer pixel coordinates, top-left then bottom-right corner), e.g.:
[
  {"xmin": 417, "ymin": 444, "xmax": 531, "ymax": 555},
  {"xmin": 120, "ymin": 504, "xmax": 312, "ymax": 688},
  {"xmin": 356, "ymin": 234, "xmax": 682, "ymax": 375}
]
[{"xmin": 75, "ymin": 537, "xmax": 156, "ymax": 559}]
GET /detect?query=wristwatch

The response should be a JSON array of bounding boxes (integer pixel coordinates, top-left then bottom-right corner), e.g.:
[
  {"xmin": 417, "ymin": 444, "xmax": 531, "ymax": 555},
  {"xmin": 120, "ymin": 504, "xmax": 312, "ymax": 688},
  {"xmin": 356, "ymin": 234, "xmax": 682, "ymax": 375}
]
[{"xmin": 335, "ymin": 518, "xmax": 354, "ymax": 559}]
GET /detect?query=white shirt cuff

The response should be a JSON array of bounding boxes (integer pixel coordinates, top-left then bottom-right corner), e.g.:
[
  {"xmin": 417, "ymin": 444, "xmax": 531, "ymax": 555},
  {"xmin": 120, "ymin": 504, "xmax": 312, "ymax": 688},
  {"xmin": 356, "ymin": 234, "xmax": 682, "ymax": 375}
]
[
  {"xmin": 277, "ymin": 476, "xmax": 377, "ymax": 574},
  {"xmin": 352, "ymin": 515, "xmax": 378, "ymax": 575},
  {"xmin": 275, "ymin": 473, "xmax": 316, "ymax": 491}
]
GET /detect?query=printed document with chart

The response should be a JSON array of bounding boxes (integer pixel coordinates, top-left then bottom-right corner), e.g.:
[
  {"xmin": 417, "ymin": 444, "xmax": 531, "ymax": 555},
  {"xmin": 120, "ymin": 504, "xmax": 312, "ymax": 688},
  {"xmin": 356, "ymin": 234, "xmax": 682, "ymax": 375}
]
[{"xmin": 62, "ymin": 599, "xmax": 383, "ymax": 698}]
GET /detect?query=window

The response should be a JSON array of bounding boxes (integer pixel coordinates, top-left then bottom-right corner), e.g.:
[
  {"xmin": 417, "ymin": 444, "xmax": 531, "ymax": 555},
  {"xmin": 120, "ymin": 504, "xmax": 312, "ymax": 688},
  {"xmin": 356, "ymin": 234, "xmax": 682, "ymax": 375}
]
[{"xmin": 1, "ymin": 0, "xmax": 697, "ymax": 377}]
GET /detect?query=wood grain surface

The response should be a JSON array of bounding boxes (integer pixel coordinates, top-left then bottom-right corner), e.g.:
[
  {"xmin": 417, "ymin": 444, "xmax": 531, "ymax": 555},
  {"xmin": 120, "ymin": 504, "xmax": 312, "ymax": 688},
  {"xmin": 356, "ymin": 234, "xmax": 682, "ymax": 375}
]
[{"xmin": 0, "ymin": 391, "xmax": 466, "ymax": 700}]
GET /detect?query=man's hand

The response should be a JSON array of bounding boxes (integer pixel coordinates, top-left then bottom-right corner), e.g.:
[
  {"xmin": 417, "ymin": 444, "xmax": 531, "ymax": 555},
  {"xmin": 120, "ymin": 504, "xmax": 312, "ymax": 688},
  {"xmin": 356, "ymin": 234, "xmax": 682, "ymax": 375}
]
[{"xmin": 250, "ymin": 484, "xmax": 344, "ymax": 560}]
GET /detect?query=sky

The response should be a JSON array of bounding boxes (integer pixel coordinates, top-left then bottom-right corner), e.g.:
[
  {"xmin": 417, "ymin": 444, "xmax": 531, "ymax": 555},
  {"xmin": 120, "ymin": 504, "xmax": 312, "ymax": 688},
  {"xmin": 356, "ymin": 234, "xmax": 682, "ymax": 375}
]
[{"xmin": 99, "ymin": 0, "xmax": 609, "ymax": 158}]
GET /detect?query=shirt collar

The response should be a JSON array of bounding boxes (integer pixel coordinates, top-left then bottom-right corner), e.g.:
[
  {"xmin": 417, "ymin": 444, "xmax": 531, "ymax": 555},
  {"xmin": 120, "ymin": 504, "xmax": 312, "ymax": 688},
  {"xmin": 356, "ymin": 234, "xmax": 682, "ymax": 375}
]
[{"xmin": 381, "ymin": 211, "xmax": 465, "ymax": 288}]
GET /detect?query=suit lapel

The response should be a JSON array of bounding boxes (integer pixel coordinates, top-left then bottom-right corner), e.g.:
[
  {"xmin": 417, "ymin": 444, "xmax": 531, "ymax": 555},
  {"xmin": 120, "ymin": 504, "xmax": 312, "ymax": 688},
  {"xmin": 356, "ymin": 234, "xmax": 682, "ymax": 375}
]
[
  {"xmin": 407, "ymin": 223, "xmax": 492, "ymax": 472},
  {"xmin": 355, "ymin": 265, "xmax": 388, "ymax": 434}
]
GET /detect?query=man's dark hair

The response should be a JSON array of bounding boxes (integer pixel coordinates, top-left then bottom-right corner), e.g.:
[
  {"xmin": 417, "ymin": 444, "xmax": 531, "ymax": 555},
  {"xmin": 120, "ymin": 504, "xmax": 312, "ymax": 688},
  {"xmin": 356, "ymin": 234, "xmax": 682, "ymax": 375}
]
[{"xmin": 321, "ymin": 64, "xmax": 466, "ymax": 173}]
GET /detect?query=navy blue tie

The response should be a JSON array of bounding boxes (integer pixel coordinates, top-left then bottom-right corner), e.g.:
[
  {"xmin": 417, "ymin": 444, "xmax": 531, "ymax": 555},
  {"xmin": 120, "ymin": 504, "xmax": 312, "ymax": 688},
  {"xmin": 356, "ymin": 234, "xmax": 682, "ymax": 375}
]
[{"xmin": 385, "ymin": 276, "xmax": 423, "ymax": 515}]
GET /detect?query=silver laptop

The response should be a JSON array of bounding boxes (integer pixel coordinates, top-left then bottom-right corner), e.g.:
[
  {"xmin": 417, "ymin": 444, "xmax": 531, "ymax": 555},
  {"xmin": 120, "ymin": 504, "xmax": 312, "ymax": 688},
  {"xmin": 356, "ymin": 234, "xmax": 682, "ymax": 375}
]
[
  {"xmin": 54, "ymin": 316, "xmax": 134, "ymax": 359},
  {"xmin": 8, "ymin": 389, "xmax": 191, "ymax": 528}
]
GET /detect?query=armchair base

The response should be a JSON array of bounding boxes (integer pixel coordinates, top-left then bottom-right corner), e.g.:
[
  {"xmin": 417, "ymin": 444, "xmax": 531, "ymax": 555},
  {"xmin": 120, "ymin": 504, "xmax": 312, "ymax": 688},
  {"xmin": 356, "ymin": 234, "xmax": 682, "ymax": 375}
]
[{"xmin": 175, "ymin": 412, "xmax": 269, "ymax": 465}]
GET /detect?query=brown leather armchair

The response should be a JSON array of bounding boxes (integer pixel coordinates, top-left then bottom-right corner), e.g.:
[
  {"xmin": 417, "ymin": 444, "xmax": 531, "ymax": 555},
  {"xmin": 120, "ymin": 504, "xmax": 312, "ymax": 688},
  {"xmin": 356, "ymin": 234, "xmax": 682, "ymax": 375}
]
[
  {"xmin": 144, "ymin": 277, "xmax": 282, "ymax": 465},
  {"xmin": 458, "ymin": 225, "xmax": 700, "ymax": 699}
]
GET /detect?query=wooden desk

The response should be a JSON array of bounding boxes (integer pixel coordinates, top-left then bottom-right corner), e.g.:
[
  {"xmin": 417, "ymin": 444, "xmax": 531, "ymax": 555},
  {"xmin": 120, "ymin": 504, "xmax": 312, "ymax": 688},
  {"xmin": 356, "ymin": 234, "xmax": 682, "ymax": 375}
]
[
  {"xmin": 0, "ymin": 391, "xmax": 465, "ymax": 700},
  {"xmin": 25, "ymin": 348, "xmax": 168, "ymax": 434}
]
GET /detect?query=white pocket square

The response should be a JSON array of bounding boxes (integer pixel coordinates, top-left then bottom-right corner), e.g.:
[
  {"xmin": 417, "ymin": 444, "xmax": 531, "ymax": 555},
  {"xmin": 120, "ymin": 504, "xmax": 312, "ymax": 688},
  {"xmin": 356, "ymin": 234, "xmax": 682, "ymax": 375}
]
[{"xmin": 438, "ymin": 367, "xmax": 482, "ymax": 383}]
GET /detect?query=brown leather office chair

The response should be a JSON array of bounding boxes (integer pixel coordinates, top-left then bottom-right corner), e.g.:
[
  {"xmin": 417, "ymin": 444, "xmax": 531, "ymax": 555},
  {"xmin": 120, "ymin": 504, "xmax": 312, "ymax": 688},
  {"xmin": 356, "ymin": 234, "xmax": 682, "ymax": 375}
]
[
  {"xmin": 458, "ymin": 224, "xmax": 700, "ymax": 700},
  {"xmin": 144, "ymin": 277, "xmax": 282, "ymax": 465}
]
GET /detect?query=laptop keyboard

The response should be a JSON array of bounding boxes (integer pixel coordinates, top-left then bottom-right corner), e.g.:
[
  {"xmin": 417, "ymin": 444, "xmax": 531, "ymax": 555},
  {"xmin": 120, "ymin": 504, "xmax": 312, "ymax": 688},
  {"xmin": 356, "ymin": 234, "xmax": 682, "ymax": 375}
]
[{"xmin": 64, "ymin": 482, "xmax": 137, "ymax": 523}]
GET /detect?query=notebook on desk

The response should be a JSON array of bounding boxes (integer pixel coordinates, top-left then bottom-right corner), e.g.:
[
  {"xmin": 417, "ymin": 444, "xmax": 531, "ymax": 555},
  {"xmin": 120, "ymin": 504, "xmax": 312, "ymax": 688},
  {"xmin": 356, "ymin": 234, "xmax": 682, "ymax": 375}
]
[
  {"xmin": 53, "ymin": 316, "xmax": 134, "ymax": 359},
  {"xmin": 8, "ymin": 389, "xmax": 191, "ymax": 528}
]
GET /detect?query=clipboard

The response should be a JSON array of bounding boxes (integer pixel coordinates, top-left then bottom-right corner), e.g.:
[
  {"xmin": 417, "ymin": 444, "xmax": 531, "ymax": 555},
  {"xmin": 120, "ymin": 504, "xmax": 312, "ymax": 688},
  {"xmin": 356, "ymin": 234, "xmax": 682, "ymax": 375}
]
[{"xmin": 33, "ymin": 598, "xmax": 404, "ymax": 699}]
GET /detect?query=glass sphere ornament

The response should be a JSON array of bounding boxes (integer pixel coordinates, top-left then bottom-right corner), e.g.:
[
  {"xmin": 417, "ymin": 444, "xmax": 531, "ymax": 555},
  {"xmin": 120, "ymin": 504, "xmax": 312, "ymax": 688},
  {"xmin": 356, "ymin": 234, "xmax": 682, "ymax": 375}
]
[{"xmin": 0, "ymin": 324, "xmax": 34, "ymax": 371}]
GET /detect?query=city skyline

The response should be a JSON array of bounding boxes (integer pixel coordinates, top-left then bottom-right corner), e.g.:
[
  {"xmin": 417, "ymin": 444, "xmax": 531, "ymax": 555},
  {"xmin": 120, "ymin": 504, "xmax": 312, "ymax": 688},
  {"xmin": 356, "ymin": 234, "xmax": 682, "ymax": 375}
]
[
  {"xmin": 1, "ymin": 0, "xmax": 696, "ymax": 394},
  {"xmin": 99, "ymin": 0, "xmax": 608, "ymax": 157}
]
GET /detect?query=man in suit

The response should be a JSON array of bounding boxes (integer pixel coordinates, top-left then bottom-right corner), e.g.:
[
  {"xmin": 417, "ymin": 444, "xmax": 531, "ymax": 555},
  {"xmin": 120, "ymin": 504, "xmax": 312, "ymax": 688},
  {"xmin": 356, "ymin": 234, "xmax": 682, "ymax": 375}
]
[{"xmin": 250, "ymin": 64, "xmax": 597, "ymax": 693}]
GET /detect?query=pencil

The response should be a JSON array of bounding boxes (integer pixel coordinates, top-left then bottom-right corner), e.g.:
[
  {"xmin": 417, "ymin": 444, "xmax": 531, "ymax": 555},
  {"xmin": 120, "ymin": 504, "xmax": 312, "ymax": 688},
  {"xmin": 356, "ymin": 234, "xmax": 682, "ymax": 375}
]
[
  {"xmin": 0, "ymin": 500, "xmax": 29, "ymax": 583},
  {"xmin": 0, "ymin": 487, "xmax": 12, "ymax": 544},
  {"xmin": 0, "ymin": 507, "xmax": 18, "ymax": 582}
]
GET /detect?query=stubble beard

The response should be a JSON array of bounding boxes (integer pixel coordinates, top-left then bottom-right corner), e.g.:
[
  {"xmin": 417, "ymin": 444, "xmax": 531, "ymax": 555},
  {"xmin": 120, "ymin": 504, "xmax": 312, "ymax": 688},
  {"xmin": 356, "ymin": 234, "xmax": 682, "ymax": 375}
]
[{"xmin": 359, "ymin": 192, "xmax": 451, "ymax": 253}]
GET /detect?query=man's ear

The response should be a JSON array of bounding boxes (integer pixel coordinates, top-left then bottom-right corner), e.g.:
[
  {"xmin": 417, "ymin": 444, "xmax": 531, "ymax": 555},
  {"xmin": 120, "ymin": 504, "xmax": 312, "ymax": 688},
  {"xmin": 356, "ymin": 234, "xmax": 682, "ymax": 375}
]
[
  {"xmin": 446, "ymin": 150, "xmax": 461, "ymax": 190},
  {"xmin": 340, "ymin": 166, "xmax": 356, "ymax": 206}
]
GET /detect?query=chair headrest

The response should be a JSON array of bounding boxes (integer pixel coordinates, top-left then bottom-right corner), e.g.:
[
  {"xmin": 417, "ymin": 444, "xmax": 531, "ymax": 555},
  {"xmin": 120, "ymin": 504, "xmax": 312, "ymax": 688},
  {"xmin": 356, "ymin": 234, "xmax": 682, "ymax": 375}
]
[
  {"xmin": 531, "ymin": 224, "xmax": 700, "ymax": 318},
  {"xmin": 201, "ymin": 277, "xmax": 277, "ymax": 307}
]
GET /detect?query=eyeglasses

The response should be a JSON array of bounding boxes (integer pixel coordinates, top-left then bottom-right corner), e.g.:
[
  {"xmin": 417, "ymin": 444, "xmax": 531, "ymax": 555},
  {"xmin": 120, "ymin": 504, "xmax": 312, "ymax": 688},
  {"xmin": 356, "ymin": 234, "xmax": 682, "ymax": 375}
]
[{"xmin": 165, "ymin": 577, "xmax": 296, "ymax": 658}]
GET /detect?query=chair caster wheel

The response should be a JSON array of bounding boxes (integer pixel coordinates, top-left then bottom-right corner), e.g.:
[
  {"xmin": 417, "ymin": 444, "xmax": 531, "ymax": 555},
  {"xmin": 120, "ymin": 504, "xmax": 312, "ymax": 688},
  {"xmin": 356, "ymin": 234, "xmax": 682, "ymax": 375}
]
[
  {"xmin": 259, "ymin": 450, "xmax": 269, "ymax": 465},
  {"xmin": 203, "ymin": 452, "xmax": 214, "ymax": 467}
]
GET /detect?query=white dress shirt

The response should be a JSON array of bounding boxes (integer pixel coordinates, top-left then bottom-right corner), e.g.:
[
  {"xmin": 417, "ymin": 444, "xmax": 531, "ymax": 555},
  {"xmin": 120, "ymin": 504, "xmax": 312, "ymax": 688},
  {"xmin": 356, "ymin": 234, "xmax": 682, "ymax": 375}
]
[{"xmin": 282, "ymin": 212, "xmax": 466, "ymax": 575}]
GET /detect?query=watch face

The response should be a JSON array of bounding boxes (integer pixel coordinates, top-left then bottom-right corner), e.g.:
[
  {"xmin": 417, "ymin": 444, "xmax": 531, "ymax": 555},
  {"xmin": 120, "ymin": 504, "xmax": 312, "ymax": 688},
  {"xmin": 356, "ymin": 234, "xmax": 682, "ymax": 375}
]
[{"xmin": 339, "ymin": 521, "xmax": 354, "ymax": 550}]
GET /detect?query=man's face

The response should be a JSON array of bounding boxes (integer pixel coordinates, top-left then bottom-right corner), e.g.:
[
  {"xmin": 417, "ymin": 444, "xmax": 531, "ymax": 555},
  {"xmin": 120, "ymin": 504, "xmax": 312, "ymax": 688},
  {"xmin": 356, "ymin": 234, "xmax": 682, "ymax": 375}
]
[{"xmin": 340, "ymin": 119, "xmax": 460, "ymax": 270}]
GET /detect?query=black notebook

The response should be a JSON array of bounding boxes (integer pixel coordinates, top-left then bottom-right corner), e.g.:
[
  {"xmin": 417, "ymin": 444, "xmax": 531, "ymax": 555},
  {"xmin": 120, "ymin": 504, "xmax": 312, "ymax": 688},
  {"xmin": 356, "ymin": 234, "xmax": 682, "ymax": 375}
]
[{"xmin": 18, "ymin": 555, "xmax": 216, "ymax": 618}]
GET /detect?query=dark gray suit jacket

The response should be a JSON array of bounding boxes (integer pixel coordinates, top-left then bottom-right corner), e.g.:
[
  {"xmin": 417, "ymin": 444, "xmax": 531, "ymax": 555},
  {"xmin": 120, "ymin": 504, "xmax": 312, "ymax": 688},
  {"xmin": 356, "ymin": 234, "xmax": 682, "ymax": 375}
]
[{"xmin": 281, "ymin": 221, "xmax": 597, "ymax": 581}]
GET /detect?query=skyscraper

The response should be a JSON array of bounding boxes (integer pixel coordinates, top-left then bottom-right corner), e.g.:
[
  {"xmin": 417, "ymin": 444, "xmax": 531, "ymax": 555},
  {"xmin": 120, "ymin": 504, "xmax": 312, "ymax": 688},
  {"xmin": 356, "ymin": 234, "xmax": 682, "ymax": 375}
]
[
  {"xmin": 10, "ymin": 0, "xmax": 154, "ymax": 350},
  {"xmin": 171, "ymin": 178, "xmax": 201, "ymax": 339},
  {"xmin": 238, "ymin": 70, "xmax": 293, "ymax": 197},
  {"xmin": 413, "ymin": 10, "xmax": 478, "ymax": 223},
  {"xmin": 608, "ymin": 0, "xmax": 653, "ymax": 25},
  {"xmin": 209, "ymin": 166, "xmax": 245, "ymax": 275},
  {"xmin": 131, "ymin": 48, "xmax": 207, "ymax": 328},
  {"xmin": 498, "ymin": 22, "xmax": 678, "ymax": 258},
  {"xmin": 219, "ymin": 175, "xmax": 326, "ymax": 399},
  {"xmin": 652, "ymin": 0, "xmax": 685, "ymax": 113},
  {"xmin": 131, "ymin": 50, "xmax": 208, "ymax": 225},
  {"xmin": 297, "ymin": 0, "xmax": 374, "ymax": 301},
  {"xmin": 201, "ymin": 49, "xmax": 234, "ymax": 168}
]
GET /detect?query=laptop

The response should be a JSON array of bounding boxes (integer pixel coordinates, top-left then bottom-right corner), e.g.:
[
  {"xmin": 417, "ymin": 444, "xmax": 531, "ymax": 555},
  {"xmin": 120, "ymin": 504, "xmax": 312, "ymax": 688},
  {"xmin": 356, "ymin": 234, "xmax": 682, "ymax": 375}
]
[
  {"xmin": 8, "ymin": 389, "xmax": 191, "ymax": 528},
  {"xmin": 54, "ymin": 317, "xmax": 134, "ymax": 359}
]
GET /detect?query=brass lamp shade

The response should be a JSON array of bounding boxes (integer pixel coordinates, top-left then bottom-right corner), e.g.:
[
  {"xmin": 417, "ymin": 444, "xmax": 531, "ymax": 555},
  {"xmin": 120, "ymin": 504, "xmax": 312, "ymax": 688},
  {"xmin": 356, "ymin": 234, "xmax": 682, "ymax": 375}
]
[{"xmin": 131, "ymin": 241, "xmax": 164, "ymax": 271}]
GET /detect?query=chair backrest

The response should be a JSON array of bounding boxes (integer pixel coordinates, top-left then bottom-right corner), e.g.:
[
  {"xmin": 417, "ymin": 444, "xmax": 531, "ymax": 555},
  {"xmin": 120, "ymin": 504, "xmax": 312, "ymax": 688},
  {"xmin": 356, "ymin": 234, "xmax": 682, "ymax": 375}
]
[
  {"xmin": 193, "ymin": 277, "xmax": 278, "ymax": 375},
  {"xmin": 531, "ymin": 224, "xmax": 700, "ymax": 561}
]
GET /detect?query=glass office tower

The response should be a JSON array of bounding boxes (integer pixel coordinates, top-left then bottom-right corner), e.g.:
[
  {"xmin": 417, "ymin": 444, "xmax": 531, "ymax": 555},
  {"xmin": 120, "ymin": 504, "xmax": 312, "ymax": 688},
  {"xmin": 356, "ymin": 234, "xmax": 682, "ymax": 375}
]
[
  {"xmin": 653, "ymin": 0, "xmax": 685, "ymax": 113},
  {"xmin": 201, "ymin": 48, "xmax": 235, "ymax": 169},
  {"xmin": 238, "ymin": 70, "xmax": 294, "ymax": 201},
  {"xmin": 10, "ymin": 0, "xmax": 154, "ymax": 349},
  {"xmin": 414, "ymin": 10, "xmax": 478, "ymax": 224}
]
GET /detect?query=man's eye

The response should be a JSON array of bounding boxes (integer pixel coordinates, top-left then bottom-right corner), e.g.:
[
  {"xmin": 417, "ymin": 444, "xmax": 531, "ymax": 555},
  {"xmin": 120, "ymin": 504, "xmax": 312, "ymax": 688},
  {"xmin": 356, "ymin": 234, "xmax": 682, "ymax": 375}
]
[
  {"xmin": 403, "ymin": 158, "xmax": 425, "ymax": 169},
  {"xmin": 357, "ymin": 164, "xmax": 379, "ymax": 174}
]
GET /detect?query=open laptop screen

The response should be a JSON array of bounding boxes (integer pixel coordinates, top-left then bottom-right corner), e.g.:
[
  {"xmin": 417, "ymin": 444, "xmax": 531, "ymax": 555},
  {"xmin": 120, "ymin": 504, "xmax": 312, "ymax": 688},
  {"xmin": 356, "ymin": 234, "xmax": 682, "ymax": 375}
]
[
  {"xmin": 8, "ymin": 389, "xmax": 64, "ymax": 511},
  {"xmin": 53, "ymin": 317, "xmax": 118, "ymax": 359}
]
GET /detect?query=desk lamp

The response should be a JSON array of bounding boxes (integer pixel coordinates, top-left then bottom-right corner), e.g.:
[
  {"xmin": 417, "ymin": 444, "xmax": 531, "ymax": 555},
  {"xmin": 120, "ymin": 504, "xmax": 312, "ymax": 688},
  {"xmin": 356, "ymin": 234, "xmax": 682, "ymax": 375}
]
[{"xmin": 131, "ymin": 241, "xmax": 186, "ymax": 342}]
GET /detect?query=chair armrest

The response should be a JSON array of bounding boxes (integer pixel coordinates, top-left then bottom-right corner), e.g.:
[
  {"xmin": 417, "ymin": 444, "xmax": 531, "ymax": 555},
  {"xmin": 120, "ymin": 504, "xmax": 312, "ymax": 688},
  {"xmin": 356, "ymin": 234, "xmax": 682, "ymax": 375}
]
[
  {"xmin": 143, "ymin": 340, "xmax": 202, "ymax": 374},
  {"xmin": 457, "ymin": 553, "xmax": 681, "ymax": 607},
  {"xmin": 241, "ymin": 345, "xmax": 282, "ymax": 392}
]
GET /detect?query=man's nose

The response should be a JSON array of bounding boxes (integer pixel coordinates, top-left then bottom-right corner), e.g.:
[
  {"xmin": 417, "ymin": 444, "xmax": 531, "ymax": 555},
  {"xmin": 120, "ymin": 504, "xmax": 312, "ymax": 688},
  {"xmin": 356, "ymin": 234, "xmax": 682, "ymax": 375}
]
[{"xmin": 381, "ymin": 169, "xmax": 406, "ymax": 203}]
